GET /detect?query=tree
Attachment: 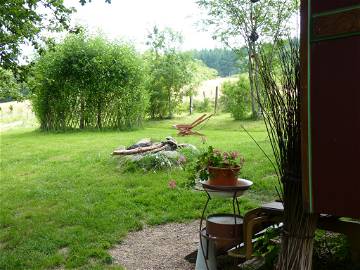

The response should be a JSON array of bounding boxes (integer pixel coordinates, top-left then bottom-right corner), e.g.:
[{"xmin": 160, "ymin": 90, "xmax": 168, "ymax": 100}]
[
  {"xmin": 0, "ymin": 67, "xmax": 22, "ymax": 102},
  {"xmin": 184, "ymin": 59, "xmax": 218, "ymax": 114},
  {"xmin": 221, "ymin": 76, "xmax": 251, "ymax": 120},
  {"xmin": 0, "ymin": 0, "xmax": 114, "ymax": 72},
  {"xmin": 145, "ymin": 26, "xmax": 193, "ymax": 119},
  {"xmin": 197, "ymin": 0, "xmax": 297, "ymax": 118},
  {"xmin": 0, "ymin": 1, "xmax": 74, "ymax": 71},
  {"xmin": 191, "ymin": 48, "xmax": 246, "ymax": 77},
  {"xmin": 30, "ymin": 33, "xmax": 147, "ymax": 130}
]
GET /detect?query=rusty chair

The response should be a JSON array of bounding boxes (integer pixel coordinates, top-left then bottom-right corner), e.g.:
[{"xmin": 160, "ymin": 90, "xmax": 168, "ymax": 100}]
[
  {"xmin": 173, "ymin": 114, "xmax": 213, "ymax": 137},
  {"xmin": 243, "ymin": 201, "xmax": 283, "ymax": 260},
  {"xmin": 243, "ymin": 201, "xmax": 360, "ymax": 262}
]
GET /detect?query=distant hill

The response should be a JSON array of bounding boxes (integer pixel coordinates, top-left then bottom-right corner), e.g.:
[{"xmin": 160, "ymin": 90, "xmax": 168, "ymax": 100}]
[{"xmin": 190, "ymin": 48, "xmax": 248, "ymax": 77}]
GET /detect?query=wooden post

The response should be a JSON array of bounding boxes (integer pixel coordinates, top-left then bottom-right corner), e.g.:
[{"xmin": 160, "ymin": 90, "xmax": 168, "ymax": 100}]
[
  {"xmin": 214, "ymin": 86, "xmax": 218, "ymax": 114},
  {"xmin": 189, "ymin": 96, "xmax": 193, "ymax": 115}
]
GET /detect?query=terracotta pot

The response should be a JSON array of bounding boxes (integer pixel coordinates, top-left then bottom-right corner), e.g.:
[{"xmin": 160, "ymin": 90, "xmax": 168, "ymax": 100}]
[{"xmin": 208, "ymin": 166, "xmax": 240, "ymax": 186}]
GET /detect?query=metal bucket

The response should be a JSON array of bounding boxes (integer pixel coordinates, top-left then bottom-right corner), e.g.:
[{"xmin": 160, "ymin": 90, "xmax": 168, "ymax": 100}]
[{"xmin": 206, "ymin": 214, "xmax": 244, "ymax": 254}]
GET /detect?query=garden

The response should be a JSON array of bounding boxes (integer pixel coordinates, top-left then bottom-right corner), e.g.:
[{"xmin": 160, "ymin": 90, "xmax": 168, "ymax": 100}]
[
  {"xmin": 1, "ymin": 1, "xmax": 359, "ymax": 270},
  {"xmin": 1, "ymin": 114, "xmax": 276, "ymax": 269}
]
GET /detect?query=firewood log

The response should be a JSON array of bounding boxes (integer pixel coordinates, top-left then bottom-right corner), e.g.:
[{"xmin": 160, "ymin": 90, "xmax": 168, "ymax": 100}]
[{"xmin": 112, "ymin": 143, "xmax": 164, "ymax": 155}]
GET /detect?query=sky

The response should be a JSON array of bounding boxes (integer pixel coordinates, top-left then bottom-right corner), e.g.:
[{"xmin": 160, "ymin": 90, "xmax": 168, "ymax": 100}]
[{"xmin": 64, "ymin": 0, "xmax": 223, "ymax": 51}]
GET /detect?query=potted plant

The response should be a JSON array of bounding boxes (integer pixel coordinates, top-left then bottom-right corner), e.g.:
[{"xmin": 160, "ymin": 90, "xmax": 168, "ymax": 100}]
[{"xmin": 195, "ymin": 146, "xmax": 245, "ymax": 186}]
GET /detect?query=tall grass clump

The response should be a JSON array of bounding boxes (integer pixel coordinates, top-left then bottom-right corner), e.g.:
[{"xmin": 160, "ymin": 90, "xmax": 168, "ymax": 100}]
[
  {"xmin": 257, "ymin": 39, "xmax": 317, "ymax": 270},
  {"xmin": 30, "ymin": 33, "xmax": 147, "ymax": 131}
]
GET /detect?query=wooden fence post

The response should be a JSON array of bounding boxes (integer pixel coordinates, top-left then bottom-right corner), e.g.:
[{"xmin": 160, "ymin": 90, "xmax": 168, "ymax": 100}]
[{"xmin": 214, "ymin": 86, "xmax": 219, "ymax": 113}]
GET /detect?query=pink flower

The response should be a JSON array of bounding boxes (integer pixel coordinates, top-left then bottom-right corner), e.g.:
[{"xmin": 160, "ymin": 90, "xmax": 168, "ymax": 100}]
[
  {"xmin": 168, "ymin": 180, "xmax": 177, "ymax": 189},
  {"xmin": 230, "ymin": 151, "xmax": 239, "ymax": 159},
  {"xmin": 177, "ymin": 155, "xmax": 187, "ymax": 164},
  {"xmin": 223, "ymin": 152, "xmax": 229, "ymax": 159}
]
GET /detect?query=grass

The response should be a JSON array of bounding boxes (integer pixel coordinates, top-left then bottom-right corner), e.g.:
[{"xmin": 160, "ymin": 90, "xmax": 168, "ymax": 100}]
[{"xmin": 0, "ymin": 112, "xmax": 278, "ymax": 269}]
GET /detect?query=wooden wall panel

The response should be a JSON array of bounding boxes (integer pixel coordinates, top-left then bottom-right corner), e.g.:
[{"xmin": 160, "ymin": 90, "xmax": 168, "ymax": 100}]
[
  {"xmin": 313, "ymin": 9, "xmax": 360, "ymax": 39},
  {"xmin": 300, "ymin": 0, "xmax": 311, "ymax": 212},
  {"xmin": 310, "ymin": 36, "xmax": 360, "ymax": 217},
  {"xmin": 312, "ymin": 1, "xmax": 360, "ymax": 13},
  {"xmin": 301, "ymin": 0, "xmax": 360, "ymax": 218}
]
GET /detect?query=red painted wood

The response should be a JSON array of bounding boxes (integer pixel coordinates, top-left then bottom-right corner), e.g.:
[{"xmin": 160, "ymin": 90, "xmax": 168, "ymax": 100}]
[
  {"xmin": 310, "ymin": 36, "xmax": 360, "ymax": 218},
  {"xmin": 300, "ymin": 0, "xmax": 311, "ymax": 212},
  {"xmin": 312, "ymin": 1, "xmax": 360, "ymax": 14},
  {"xmin": 313, "ymin": 8, "xmax": 360, "ymax": 38}
]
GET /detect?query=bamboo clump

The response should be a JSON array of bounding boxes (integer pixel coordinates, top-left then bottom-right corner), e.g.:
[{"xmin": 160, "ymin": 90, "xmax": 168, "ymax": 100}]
[{"xmin": 256, "ymin": 40, "xmax": 318, "ymax": 270}]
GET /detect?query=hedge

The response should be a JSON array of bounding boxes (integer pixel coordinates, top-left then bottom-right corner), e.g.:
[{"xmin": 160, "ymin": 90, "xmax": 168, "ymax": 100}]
[{"xmin": 30, "ymin": 33, "xmax": 147, "ymax": 130}]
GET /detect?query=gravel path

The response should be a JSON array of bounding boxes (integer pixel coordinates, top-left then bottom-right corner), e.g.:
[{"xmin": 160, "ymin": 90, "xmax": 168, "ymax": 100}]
[{"xmin": 110, "ymin": 221, "xmax": 199, "ymax": 270}]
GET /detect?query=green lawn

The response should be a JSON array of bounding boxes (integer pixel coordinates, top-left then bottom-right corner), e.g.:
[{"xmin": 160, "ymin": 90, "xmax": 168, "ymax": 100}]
[{"xmin": 0, "ymin": 113, "xmax": 277, "ymax": 269}]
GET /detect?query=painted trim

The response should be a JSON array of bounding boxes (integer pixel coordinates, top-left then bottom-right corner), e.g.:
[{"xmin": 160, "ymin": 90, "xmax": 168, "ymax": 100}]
[
  {"xmin": 312, "ymin": 4, "xmax": 360, "ymax": 18},
  {"xmin": 307, "ymin": 0, "xmax": 313, "ymax": 213},
  {"xmin": 312, "ymin": 31, "xmax": 360, "ymax": 43}
]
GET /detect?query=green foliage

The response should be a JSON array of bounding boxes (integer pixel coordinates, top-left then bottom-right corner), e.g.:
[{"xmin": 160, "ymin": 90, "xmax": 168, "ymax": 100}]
[
  {"xmin": 183, "ymin": 59, "xmax": 218, "ymax": 97},
  {"xmin": 194, "ymin": 98, "xmax": 213, "ymax": 113},
  {"xmin": 190, "ymin": 146, "xmax": 244, "ymax": 182},
  {"xmin": 253, "ymin": 227, "xmax": 281, "ymax": 269},
  {"xmin": 191, "ymin": 48, "xmax": 246, "ymax": 77},
  {"xmin": 119, "ymin": 153, "xmax": 180, "ymax": 173},
  {"xmin": 0, "ymin": 67, "xmax": 23, "ymax": 102},
  {"xmin": 80, "ymin": 0, "xmax": 111, "ymax": 5},
  {"xmin": 145, "ymin": 52, "xmax": 193, "ymax": 119},
  {"xmin": 30, "ymin": 33, "xmax": 147, "ymax": 130},
  {"xmin": 197, "ymin": 0, "xmax": 297, "ymax": 46},
  {"xmin": 313, "ymin": 231, "xmax": 358, "ymax": 270},
  {"xmin": 118, "ymin": 147, "xmax": 199, "ymax": 173},
  {"xmin": 0, "ymin": 1, "xmax": 73, "ymax": 70},
  {"xmin": 145, "ymin": 27, "xmax": 195, "ymax": 119},
  {"xmin": 197, "ymin": 0, "xmax": 298, "ymax": 119},
  {"xmin": 145, "ymin": 26, "xmax": 218, "ymax": 118},
  {"xmin": 221, "ymin": 77, "xmax": 251, "ymax": 120}
]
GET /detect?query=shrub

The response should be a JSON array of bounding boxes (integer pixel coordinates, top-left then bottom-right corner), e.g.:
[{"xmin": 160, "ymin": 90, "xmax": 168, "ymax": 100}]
[
  {"xmin": 220, "ymin": 78, "xmax": 251, "ymax": 120},
  {"xmin": 30, "ymin": 33, "xmax": 147, "ymax": 130},
  {"xmin": 117, "ymin": 147, "xmax": 199, "ymax": 173},
  {"xmin": 0, "ymin": 67, "xmax": 22, "ymax": 102},
  {"xmin": 313, "ymin": 231, "xmax": 356, "ymax": 270},
  {"xmin": 194, "ymin": 98, "xmax": 213, "ymax": 113},
  {"xmin": 145, "ymin": 52, "xmax": 193, "ymax": 119}
]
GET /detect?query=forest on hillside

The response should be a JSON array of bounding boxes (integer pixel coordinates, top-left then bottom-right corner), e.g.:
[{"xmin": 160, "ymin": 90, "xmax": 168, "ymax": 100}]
[{"xmin": 190, "ymin": 47, "xmax": 248, "ymax": 77}]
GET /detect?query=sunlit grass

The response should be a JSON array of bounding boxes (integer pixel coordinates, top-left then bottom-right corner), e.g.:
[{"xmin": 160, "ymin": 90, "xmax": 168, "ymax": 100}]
[{"xmin": 0, "ymin": 113, "xmax": 277, "ymax": 269}]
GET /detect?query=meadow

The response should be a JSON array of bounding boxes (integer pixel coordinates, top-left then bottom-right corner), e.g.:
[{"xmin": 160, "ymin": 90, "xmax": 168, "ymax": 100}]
[{"xmin": 0, "ymin": 112, "xmax": 277, "ymax": 269}]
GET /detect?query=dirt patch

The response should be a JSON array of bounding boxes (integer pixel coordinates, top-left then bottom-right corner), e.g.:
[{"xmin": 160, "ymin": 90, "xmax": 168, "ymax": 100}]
[
  {"xmin": 58, "ymin": 247, "xmax": 69, "ymax": 257},
  {"xmin": 110, "ymin": 220, "xmax": 199, "ymax": 270}
]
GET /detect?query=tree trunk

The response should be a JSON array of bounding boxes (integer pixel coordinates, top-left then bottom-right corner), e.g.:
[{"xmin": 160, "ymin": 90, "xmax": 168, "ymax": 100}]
[
  {"xmin": 253, "ymin": 43, "xmax": 261, "ymax": 118},
  {"xmin": 97, "ymin": 100, "xmax": 102, "ymax": 129},
  {"xmin": 168, "ymin": 89, "xmax": 172, "ymax": 118},
  {"xmin": 80, "ymin": 100, "xmax": 85, "ymax": 129},
  {"xmin": 214, "ymin": 86, "xmax": 218, "ymax": 114},
  {"xmin": 189, "ymin": 96, "xmax": 193, "ymax": 115},
  {"xmin": 247, "ymin": 43, "xmax": 257, "ymax": 119}
]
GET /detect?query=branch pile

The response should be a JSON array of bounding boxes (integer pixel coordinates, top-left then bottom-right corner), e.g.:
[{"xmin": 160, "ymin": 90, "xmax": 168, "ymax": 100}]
[
  {"xmin": 112, "ymin": 137, "xmax": 192, "ymax": 156},
  {"xmin": 112, "ymin": 137, "xmax": 198, "ymax": 173}
]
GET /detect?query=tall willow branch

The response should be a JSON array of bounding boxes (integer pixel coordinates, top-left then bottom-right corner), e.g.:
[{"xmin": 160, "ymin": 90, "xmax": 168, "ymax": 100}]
[{"xmin": 256, "ymin": 39, "xmax": 318, "ymax": 270}]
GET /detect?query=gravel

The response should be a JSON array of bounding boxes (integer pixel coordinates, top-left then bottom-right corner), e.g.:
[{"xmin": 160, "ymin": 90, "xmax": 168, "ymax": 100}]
[{"xmin": 110, "ymin": 221, "xmax": 199, "ymax": 270}]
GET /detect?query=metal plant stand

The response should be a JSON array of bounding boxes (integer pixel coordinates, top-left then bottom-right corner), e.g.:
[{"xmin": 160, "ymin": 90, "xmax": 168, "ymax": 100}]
[{"xmin": 196, "ymin": 179, "xmax": 253, "ymax": 270}]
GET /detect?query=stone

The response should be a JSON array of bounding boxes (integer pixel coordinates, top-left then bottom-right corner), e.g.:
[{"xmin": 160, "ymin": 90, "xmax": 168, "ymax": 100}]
[
  {"xmin": 126, "ymin": 138, "xmax": 152, "ymax": 150},
  {"xmin": 161, "ymin": 151, "xmax": 181, "ymax": 159},
  {"xmin": 179, "ymin": 143, "xmax": 198, "ymax": 152}
]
